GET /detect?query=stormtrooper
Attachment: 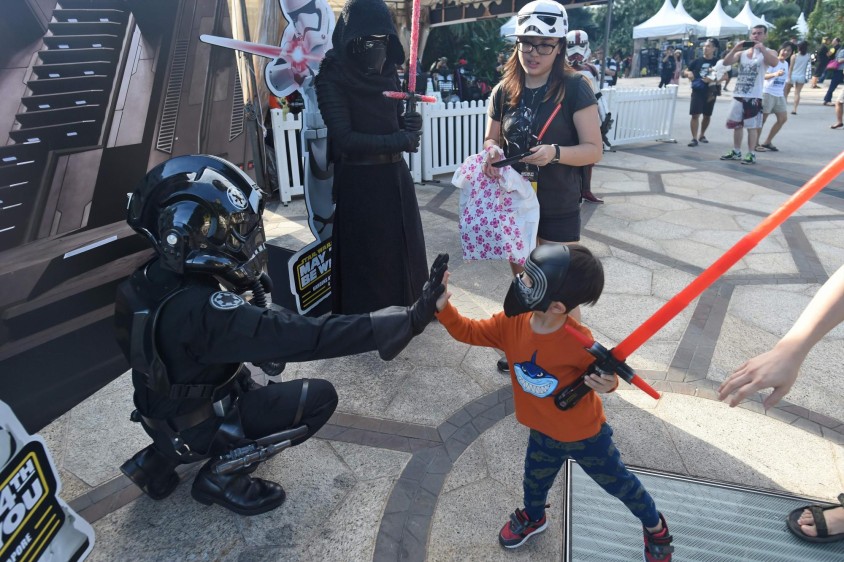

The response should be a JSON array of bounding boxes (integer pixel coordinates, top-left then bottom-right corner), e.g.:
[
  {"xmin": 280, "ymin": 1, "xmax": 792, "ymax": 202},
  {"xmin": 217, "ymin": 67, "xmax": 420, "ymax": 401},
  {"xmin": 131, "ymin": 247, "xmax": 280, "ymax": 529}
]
[{"xmin": 115, "ymin": 154, "xmax": 447, "ymax": 515}]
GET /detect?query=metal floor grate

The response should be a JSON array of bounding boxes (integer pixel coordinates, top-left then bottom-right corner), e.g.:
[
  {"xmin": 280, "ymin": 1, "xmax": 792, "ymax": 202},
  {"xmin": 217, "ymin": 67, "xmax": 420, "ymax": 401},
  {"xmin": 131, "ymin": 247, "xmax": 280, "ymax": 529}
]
[{"xmin": 564, "ymin": 459, "xmax": 844, "ymax": 561}]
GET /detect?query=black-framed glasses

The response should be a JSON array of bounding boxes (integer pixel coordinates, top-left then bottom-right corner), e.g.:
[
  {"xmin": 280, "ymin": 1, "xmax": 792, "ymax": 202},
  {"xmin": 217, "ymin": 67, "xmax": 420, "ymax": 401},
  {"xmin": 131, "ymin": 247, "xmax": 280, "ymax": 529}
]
[{"xmin": 516, "ymin": 41, "xmax": 559, "ymax": 55}]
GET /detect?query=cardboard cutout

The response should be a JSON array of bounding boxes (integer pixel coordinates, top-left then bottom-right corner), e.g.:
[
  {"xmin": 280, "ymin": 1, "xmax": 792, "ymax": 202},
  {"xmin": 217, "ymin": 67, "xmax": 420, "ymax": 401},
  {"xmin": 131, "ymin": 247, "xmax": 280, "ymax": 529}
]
[
  {"xmin": 201, "ymin": 0, "xmax": 335, "ymax": 315},
  {"xmin": 0, "ymin": 400, "xmax": 95, "ymax": 561}
]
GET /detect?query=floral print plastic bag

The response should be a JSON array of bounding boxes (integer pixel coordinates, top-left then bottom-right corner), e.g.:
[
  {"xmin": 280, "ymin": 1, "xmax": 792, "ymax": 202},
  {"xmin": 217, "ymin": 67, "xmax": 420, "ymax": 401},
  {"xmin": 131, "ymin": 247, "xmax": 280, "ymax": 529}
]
[{"xmin": 451, "ymin": 148, "xmax": 539, "ymax": 265}]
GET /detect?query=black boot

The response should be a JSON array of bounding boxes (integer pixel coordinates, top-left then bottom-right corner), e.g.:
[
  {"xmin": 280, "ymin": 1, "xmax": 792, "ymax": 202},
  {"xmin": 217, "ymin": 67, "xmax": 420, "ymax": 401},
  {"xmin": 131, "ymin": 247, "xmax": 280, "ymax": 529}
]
[
  {"xmin": 120, "ymin": 446, "xmax": 180, "ymax": 500},
  {"xmin": 191, "ymin": 459, "xmax": 286, "ymax": 516}
]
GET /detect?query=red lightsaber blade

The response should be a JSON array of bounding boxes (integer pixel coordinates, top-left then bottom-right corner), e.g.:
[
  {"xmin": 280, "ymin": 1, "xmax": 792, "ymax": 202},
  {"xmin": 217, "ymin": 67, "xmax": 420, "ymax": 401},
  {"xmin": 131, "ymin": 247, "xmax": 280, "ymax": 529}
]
[
  {"xmin": 407, "ymin": 0, "xmax": 422, "ymax": 95},
  {"xmin": 613, "ymin": 151, "xmax": 844, "ymax": 362},
  {"xmin": 562, "ymin": 152, "xmax": 844, "ymax": 402}
]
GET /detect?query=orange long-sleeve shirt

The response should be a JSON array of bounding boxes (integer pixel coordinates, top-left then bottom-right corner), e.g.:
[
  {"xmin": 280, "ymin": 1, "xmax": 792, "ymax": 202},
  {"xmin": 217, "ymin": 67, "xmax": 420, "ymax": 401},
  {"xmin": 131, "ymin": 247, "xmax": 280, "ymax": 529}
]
[{"xmin": 437, "ymin": 302, "xmax": 607, "ymax": 442}]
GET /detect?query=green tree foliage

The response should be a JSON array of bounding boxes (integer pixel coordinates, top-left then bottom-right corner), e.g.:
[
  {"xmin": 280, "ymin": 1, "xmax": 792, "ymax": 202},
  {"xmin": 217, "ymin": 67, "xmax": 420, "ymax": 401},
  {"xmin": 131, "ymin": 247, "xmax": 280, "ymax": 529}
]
[
  {"xmin": 808, "ymin": 0, "xmax": 844, "ymax": 42},
  {"xmin": 423, "ymin": 0, "xmax": 838, "ymax": 70},
  {"xmin": 767, "ymin": 15, "xmax": 800, "ymax": 46},
  {"xmin": 424, "ymin": 20, "xmax": 508, "ymax": 84},
  {"xmin": 423, "ymin": 8, "xmax": 600, "ymax": 84}
]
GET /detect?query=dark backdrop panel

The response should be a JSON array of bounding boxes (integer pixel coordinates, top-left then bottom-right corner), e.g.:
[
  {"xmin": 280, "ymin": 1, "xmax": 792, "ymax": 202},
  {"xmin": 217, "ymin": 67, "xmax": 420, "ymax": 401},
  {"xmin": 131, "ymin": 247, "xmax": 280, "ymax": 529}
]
[{"xmin": 0, "ymin": 318, "xmax": 128, "ymax": 433}]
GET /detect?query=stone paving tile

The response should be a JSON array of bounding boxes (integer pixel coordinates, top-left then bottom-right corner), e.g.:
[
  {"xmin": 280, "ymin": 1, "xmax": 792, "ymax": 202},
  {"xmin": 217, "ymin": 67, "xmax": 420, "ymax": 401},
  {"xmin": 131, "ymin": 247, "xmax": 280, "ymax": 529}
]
[{"xmin": 41, "ymin": 141, "xmax": 844, "ymax": 561}]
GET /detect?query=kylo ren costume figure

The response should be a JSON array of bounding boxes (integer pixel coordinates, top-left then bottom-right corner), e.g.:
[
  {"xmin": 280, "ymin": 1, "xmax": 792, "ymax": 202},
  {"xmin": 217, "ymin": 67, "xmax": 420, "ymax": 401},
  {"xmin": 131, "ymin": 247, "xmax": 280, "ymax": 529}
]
[
  {"xmin": 315, "ymin": 0, "xmax": 428, "ymax": 314},
  {"xmin": 115, "ymin": 155, "xmax": 448, "ymax": 515}
]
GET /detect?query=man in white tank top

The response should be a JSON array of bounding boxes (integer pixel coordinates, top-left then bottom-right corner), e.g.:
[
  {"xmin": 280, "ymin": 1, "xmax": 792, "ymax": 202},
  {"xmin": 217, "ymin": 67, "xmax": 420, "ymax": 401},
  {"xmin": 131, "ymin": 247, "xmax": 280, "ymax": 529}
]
[{"xmin": 719, "ymin": 25, "xmax": 779, "ymax": 165}]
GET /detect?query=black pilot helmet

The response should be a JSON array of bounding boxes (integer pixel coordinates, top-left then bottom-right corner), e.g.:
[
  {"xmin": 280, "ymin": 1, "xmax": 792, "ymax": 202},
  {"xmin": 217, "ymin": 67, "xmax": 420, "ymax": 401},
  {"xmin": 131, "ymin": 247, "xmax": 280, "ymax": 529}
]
[
  {"xmin": 128, "ymin": 155, "xmax": 267, "ymax": 291},
  {"xmin": 503, "ymin": 244, "xmax": 604, "ymax": 317}
]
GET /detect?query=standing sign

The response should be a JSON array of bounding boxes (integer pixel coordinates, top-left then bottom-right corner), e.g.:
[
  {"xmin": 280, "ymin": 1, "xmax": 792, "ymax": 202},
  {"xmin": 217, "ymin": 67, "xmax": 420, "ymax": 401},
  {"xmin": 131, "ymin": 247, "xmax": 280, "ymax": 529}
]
[
  {"xmin": 287, "ymin": 239, "xmax": 332, "ymax": 313},
  {"xmin": 0, "ymin": 401, "xmax": 94, "ymax": 562}
]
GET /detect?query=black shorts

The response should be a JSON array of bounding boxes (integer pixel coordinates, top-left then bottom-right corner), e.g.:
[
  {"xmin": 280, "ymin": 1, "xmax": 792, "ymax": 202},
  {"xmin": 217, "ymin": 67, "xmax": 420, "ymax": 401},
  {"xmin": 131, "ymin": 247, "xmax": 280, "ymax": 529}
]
[
  {"xmin": 690, "ymin": 89, "xmax": 716, "ymax": 116},
  {"xmin": 537, "ymin": 211, "xmax": 581, "ymax": 243}
]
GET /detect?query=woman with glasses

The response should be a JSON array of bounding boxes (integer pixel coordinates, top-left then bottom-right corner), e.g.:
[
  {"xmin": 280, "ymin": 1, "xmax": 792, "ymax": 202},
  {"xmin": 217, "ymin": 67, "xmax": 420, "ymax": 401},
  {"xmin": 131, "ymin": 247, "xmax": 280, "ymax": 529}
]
[{"xmin": 481, "ymin": 0, "xmax": 602, "ymax": 273}]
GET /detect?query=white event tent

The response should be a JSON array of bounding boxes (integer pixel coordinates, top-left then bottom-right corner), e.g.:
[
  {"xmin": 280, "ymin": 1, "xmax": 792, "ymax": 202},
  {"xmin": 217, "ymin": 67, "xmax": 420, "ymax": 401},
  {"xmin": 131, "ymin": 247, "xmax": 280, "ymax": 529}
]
[
  {"xmin": 674, "ymin": 0, "xmax": 702, "ymax": 31},
  {"xmin": 793, "ymin": 12, "xmax": 809, "ymax": 38},
  {"xmin": 698, "ymin": 0, "xmax": 747, "ymax": 37},
  {"xmin": 734, "ymin": 1, "xmax": 770, "ymax": 31},
  {"xmin": 499, "ymin": 15, "xmax": 516, "ymax": 42},
  {"xmin": 633, "ymin": 0, "xmax": 702, "ymax": 39},
  {"xmin": 633, "ymin": 0, "xmax": 700, "ymax": 39}
]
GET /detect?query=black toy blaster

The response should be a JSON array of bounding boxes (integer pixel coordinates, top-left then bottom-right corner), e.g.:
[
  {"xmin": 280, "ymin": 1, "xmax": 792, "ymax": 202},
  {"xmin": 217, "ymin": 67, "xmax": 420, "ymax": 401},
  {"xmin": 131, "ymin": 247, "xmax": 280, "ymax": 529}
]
[{"xmin": 214, "ymin": 425, "xmax": 309, "ymax": 474}]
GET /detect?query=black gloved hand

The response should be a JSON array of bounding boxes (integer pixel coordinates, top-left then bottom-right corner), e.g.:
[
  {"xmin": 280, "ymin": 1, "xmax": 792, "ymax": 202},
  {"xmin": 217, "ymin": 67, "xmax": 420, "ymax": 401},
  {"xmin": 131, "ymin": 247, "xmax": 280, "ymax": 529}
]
[
  {"xmin": 403, "ymin": 111, "xmax": 422, "ymax": 132},
  {"xmin": 410, "ymin": 253, "xmax": 449, "ymax": 335},
  {"xmin": 404, "ymin": 131, "xmax": 422, "ymax": 153},
  {"xmin": 255, "ymin": 360, "xmax": 286, "ymax": 377}
]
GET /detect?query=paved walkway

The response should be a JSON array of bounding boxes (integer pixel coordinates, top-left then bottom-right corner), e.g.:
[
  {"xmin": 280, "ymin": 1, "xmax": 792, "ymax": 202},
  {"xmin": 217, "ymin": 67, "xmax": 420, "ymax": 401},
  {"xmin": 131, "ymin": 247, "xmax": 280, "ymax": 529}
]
[{"xmin": 40, "ymin": 78, "xmax": 844, "ymax": 560}]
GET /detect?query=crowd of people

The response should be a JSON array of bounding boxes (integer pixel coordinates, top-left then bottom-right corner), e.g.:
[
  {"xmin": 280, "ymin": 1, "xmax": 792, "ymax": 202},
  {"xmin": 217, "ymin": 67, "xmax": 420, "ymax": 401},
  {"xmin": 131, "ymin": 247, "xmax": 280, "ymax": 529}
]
[
  {"xmin": 114, "ymin": 0, "xmax": 842, "ymax": 558},
  {"xmin": 657, "ymin": 29, "xmax": 844, "ymax": 162}
]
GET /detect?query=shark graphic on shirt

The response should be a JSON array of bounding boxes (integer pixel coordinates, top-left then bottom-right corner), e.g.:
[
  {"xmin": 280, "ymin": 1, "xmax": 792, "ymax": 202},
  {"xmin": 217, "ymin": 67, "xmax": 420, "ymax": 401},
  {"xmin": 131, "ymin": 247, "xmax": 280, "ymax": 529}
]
[{"xmin": 513, "ymin": 351, "xmax": 559, "ymax": 398}]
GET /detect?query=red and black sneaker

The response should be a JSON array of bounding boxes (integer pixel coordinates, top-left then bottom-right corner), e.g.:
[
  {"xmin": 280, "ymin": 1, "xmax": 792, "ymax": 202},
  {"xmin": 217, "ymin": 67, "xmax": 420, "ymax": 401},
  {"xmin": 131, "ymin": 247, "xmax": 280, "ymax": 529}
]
[
  {"xmin": 643, "ymin": 512, "xmax": 674, "ymax": 561},
  {"xmin": 498, "ymin": 508, "xmax": 548, "ymax": 549}
]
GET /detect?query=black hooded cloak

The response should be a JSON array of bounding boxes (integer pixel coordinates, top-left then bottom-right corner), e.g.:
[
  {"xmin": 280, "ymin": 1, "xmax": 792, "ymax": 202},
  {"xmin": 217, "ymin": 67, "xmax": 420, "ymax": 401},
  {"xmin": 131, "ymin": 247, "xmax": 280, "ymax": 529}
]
[{"xmin": 315, "ymin": 0, "xmax": 428, "ymax": 314}]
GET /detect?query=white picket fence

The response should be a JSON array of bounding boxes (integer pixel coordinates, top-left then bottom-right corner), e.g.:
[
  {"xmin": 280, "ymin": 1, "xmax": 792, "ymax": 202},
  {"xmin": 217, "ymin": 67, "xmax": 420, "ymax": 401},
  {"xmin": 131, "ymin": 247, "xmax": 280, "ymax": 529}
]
[
  {"xmin": 271, "ymin": 87, "xmax": 676, "ymax": 203},
  {"xmin": 601, "ymin": 85, "xmax": 678, "ymax": 146},
  {"xmin": 420, "ymin": 100, "xmax": 488, "ymax": 181}
]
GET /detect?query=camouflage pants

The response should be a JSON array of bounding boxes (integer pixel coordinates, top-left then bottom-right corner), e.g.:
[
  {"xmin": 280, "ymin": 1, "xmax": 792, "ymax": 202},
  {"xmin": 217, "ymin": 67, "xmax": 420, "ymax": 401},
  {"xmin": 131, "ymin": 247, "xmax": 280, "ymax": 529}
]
[{"xmin": 522, "ymin": 423, "xmax": 659, "ymax": 527}]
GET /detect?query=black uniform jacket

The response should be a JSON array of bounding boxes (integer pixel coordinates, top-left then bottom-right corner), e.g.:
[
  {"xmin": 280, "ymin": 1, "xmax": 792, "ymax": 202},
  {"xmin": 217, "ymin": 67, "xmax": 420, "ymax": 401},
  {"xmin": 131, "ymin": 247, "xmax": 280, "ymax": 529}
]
[{"xmin": 118, "ymin": 260, "xmax": 414, "ymax": 422}]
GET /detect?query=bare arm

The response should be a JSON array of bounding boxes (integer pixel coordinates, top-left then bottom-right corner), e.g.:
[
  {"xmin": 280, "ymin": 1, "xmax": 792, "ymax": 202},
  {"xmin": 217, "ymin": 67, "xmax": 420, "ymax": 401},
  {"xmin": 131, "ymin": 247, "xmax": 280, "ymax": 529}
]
[
  {"xmin": 481, "ymin": 115, "xmax": 503, "ymax": 179},
  {"xmin": 718, "ymin": 265, "xmax": 844, "ymax": 408},
  {"xmin": 721, "ymin": 43, "xmax": 745, "ymax": 66},
  {"xmin": 764, "ymin": 66, "xmax": 784, "ymax": 79},
  {"xmin": 483, "ymin": 115, "xmax": 501, "ymax": 150},
  {"xmin": 761, "ymin": 46, "xmax": 780, "ymax": 68}
]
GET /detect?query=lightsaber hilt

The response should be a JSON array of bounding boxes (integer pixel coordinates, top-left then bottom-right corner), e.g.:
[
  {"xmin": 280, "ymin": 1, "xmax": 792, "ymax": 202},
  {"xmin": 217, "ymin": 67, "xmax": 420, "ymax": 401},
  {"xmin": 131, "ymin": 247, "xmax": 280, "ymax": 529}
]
[{"xmin": 563, "ymin": 325, "xmax": 661, "ymax": 400}]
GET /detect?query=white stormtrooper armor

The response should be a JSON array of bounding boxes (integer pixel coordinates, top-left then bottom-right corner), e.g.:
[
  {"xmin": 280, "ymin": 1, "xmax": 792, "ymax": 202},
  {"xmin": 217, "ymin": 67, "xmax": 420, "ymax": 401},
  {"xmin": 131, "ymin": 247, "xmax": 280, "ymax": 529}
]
[{"xmin": 511, "ymin": 0, "xmax": 568, "ymax": 39}]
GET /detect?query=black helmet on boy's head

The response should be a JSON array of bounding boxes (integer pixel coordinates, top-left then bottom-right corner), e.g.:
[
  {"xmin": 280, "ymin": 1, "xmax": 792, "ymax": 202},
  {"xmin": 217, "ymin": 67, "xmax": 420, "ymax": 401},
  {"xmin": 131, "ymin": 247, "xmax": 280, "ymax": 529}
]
[
  {"xmin": 128, "ymin": 155, "xmax": 267, "ymax": 290},
  {"xmin": 504, "ymin": 244, "xmax": 604, "ymax": 317}
]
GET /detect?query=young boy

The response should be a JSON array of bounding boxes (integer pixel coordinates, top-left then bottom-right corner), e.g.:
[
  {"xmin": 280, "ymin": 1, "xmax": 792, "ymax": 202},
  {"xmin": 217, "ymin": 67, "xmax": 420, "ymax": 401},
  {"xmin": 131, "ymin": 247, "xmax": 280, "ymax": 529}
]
[{"xmin": 435, "ymin": 244, "xmax": 673, "ymax": 561}]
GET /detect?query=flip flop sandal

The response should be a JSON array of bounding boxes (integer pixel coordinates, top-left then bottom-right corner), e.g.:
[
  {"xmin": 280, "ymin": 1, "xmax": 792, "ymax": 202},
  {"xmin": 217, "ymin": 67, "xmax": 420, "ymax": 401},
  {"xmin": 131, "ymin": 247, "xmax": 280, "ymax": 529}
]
[
  {"xmin": 786, "ymin": 493, "xmax": 844, "ymax": 543},
  {"xmin": 832, "ymin": 123, "xmax": 844, "ymax": 130},
  {"xmin": 759, "ymin": 144, "xmax": 779, "ymax": 151}
]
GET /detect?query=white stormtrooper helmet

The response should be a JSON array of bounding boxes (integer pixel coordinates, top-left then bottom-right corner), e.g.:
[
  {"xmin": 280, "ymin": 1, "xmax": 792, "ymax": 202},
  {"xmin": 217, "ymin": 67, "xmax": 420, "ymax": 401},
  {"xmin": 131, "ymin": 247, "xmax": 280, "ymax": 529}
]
[
  {"xmin": 566, "ymin": 30, "xmax": 591, "ymax": 62},
  {"xmin": 512, "ymin": 0, "xmax": 568, "ymax": 39}
]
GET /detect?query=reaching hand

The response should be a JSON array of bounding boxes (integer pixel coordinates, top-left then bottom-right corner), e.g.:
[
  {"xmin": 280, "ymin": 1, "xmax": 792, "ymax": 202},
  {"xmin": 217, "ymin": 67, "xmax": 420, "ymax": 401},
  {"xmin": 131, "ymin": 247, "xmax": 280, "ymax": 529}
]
[
  {"xmin": 435, "ymin": 271, "xmax": 452, "ymax": 312},
  {"xmin": 482, "ymin": 145, "xmax": 503, "ymax": 179},
  {"xmin": 403, "ymin": 111, "xmax": 422, "ymax": 132},
  {"xmin": 410, "ymin": 253, "xmax": 449, "ymax": 335},
  {"xmin": 717, "ymin": 343, "xmax": 802, "ymax": 408}
]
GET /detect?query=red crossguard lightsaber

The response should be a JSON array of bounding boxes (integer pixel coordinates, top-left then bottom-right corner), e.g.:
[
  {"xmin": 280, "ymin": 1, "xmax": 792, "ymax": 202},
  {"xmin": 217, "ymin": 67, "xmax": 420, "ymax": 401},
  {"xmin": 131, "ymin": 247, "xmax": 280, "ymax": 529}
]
[
  {"xmin": 383, "ymin": 91, "xmax": 437, "ymax": 103},
  {"xmin": 383, "ymin": 0, "xmax": 430, "ymax": 114},
  {"xmin": 565, "ymin": 151, "xmax": 844, "ymax": 402}
]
